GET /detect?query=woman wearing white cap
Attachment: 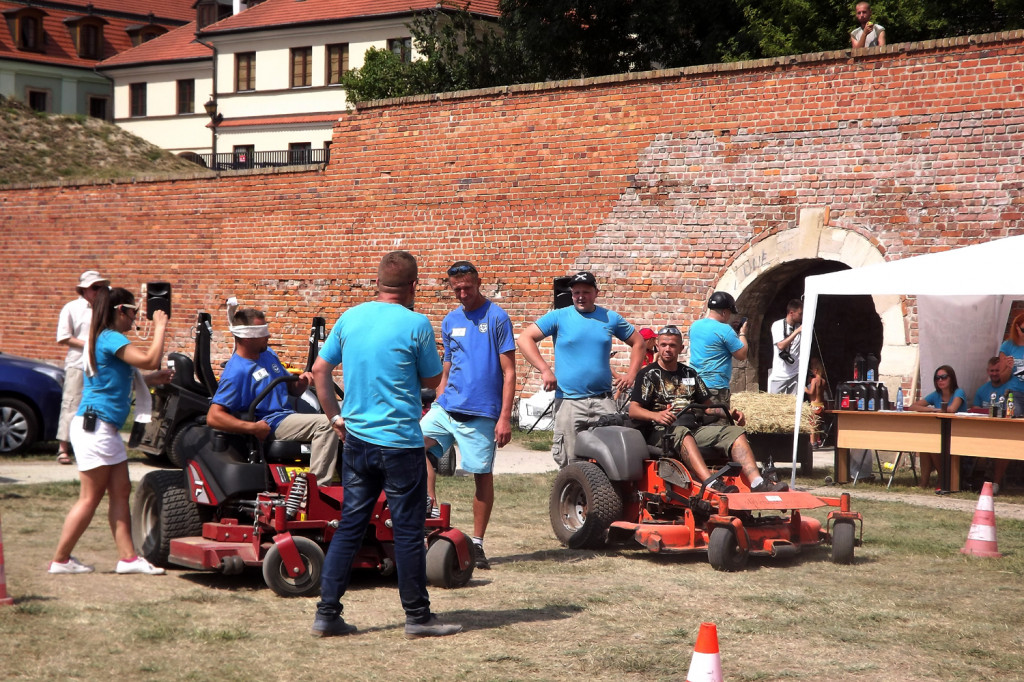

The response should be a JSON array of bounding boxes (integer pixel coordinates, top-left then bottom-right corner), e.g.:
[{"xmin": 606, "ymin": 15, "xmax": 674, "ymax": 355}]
[{"xmin": 49, "ymin": 286, "xmax": 172, "ymax": 575}]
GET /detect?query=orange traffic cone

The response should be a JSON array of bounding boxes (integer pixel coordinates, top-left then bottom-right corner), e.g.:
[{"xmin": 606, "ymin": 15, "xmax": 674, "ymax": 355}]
[
  {"xmin": 686, "ymin": 622, "xmax": 723, "ymax": 682},
  {"xmin": 961, "ymin": 481, "xmax": 1002, "ymax": 558},
  {"xmin": 0, "ymin": 512, "xmax": 14, "ymax": 606}
]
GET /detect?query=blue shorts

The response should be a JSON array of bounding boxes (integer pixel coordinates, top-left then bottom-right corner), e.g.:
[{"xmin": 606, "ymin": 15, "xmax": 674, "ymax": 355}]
[{"xmin": 419, "ymin": 403, "xmax": 497, "ymax": 475}]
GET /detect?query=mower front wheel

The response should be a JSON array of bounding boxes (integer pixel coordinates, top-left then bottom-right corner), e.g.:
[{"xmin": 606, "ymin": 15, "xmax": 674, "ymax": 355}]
[
  {"xmin": 708, "ymin": 527, "xmax": 749, "ymax": 572},
  {"xmin": 549, "ymin": 461, "xmax": 622, "ymax": 550},
  {"xmin": 262, "ymin": 536, "xmax": 324, "ymax": 598},
  {"xmin": 831, "ymin": 520, "xmax": 856, "ymax": 565},
  {"xmin": 132, "ymin": 469, "xmax": 205, "ymax": 567},
  {"xmin": 426, "ymin": 531, "xmax": 474, "ymax": 588}
]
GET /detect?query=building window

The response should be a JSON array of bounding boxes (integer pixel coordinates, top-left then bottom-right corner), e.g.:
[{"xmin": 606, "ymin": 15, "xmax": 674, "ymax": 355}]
[
  {"xmin": 127, "ymin": 25, "xmax": 166, "ymax": 47},
  {"xmin": 26, "ymin": 89, "xmax": 49, "ymax": 112},
  {"xmin": 291, "ymin": 47, "xmax": 312, "ymax": 88},
  {"xmin": 129, "ymin": 82, "xmax": 147, "ymax": 117},
  {"xmin": 88, "ymin": 96, "xmax": 108, "ymax": 120},
  {"xmin": 387, "ymin": 37, "xmax": 412, "ymax": 63},
  {"xmin": 326, "ymin": 43, "xmax": 349, "ymax": 85},
  {"xmin": 289, "ymin": 142, "xmax": 311, "ymax": 165},
  {"xmin": 177, "ymin": 79, "xmax": 195, "ymax": 114},
  {"xmin": 235, "ymin": 52, "xmax": 255, "ymax": 92},
  {"xmin": 75, "ymin": 22, "xmax": 104, "ymax": 59},
  {"xmin": 233, "ymin": 145, "xmax": 254, "ymax": 169},
  {"xmin": 17, "ymin": 15, "xmax": 44, "ymax": 51}
]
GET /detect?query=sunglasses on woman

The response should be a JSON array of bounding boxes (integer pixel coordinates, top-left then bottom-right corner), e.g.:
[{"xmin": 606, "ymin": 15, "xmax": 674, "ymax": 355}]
[{"xmin": 934, "ymin": 373, "xmax": 950, "ymax": 380}]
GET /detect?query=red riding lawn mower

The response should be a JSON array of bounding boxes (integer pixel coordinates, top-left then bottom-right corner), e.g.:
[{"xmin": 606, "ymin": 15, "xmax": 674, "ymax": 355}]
[
  {"xmin": 131, "ymin": 316, "xmax": 474, "ymax": 597},
  {"xmin": 549, "ymin": 409, "xmax": 863, "ymax": 571}
]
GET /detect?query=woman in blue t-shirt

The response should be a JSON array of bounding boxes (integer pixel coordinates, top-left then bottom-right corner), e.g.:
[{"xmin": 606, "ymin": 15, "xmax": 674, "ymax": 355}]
[
  {"xmin": 49, "ymin": 286, "xmax": 172, "ymax": 575},
  {"xmin": 999, "ymin": 312, "xmax": 1024, "ymax": 379},
  {"xmin": 909, "ymin": 364, "xmax": 967, "ymax": 490}
]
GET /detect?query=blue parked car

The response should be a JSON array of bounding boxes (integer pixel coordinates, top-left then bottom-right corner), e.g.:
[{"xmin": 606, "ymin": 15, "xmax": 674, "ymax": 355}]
[{"xmin": 0, "ymin": 352, "xmax": 65, "ymax": 453}]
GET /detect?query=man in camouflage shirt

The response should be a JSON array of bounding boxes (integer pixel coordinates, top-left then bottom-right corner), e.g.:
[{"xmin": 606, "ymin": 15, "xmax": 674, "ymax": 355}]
[{"xmin": 628, "ymin": 326, "xmax": 787, "ymax": 493}]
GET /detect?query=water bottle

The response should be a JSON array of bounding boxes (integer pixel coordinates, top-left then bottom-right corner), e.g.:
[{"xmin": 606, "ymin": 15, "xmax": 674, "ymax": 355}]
[
  {"xmin": 990, "ymin": 392, "xmax": 998, "ymax": 418},
  {"xmin": 1008, "ymin": 391, "xmax": 1015, "ymax": 419},
  {"xmin": 896, "ymin": 386, "xmax": 904, "ymax": 412}
]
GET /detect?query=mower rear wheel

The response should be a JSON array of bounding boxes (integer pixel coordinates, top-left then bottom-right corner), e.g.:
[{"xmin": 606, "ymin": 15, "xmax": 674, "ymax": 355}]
[
  {"xmin": 549, "ymin": 461, "xmax": 622, "ymax": 550},
  {"xmin": 708, "ymin": 527, "xmax": 749, "ymax": 572},
  {"xmin": 132, "ymin": 469, "xmax": 205, "ymax": 567},
  {"xmin": 262, "ymin": 536, "xmax": 324, "ymax": 598},
  {"xmin": 426, "ymin": 531, "xmax": 475, "ymax": 588},
  {"xmin": 832, "ymin": 520, "xmax": 856, "ymax": 565},
  {"xmin": 437, "ymin": 446, "xmax": 456, "ymax": 477},
  {"xmin": 167, "ymin": 418, "xmax": 203, "ymax": 469}
]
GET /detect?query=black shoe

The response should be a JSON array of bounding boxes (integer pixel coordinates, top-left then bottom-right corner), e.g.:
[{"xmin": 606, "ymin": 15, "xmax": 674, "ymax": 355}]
[
  {"xmin": 405, "ymin": 614, "xmax": 463, "ymax": 639},
  {"xmin": 752, "ymin": 479, "xmax": 789, "ymax": 493},
  {"xmin": 473, "ymin": 542, "xmax": 491, "ymax": 570},
  {"xmin": 311, "ymin": 614, "xmax": 357, "ymax": 638},
  {"xmin": 707, "ymin": 479, "xmax": 739, "ymax": 494}
]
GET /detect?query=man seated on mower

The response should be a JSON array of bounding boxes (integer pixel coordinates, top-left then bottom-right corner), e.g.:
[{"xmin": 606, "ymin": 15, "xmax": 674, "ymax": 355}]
[
  {"xmin": 206, "ymin": 305, "xmax": 339, "ymax": 484},
  {"xmin": 628, "ymin": 326, "xmax": 787, "ymax": 494}
]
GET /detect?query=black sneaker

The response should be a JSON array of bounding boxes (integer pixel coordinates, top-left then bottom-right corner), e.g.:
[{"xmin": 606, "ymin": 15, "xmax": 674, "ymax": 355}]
[
  {"xmin": 707, "ymin": 479, "xmax": 739, "ymax": 494},
  {"xmin": 405, "ymin": 614, "xmax": 463, "ymax": 639},
  {"xmin": 752, "ymin": 479, "xmax": 789, "ymax": 493},
  {"xmin": 473, "ymin": 542, "xmax": 491, "ymax": 570},
  {"xmin": 311, "ymin": 614, "xmax": 357, "ymax": 638}
]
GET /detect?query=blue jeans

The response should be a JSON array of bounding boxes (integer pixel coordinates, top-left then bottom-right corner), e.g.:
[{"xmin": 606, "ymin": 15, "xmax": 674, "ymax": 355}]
[{"xmin": 317, "ymin": 433, "xmax": 431, "ymax": 624}]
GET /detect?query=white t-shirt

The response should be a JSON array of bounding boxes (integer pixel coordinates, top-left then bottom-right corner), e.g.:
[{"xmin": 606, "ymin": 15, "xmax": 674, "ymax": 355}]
[
  {"xmin": 851, "ymin": 24, "xmax": 884, "ymax": 47},
  {"xmin": 56, "ymin": 296, "xmax": 92, "ymax": 370},
  {"xmin": 767, "ymin": 318, "xmax": 801, "ymax": 383}
]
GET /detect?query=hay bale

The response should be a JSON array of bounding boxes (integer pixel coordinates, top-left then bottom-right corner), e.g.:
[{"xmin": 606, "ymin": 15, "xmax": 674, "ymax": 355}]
[{"xmin": 731, "ymin": 391, "xmax": 813, "ymax": 433}]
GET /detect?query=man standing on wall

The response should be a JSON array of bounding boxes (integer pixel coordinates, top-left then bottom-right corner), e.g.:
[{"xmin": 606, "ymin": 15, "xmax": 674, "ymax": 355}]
[
  {"xmin": 851, "ymin": 1, "xmax": 886, "ymax": 48},
  {"xmin": 421, "ymin": 261, "xmax": 516, "ymax": 570},
  {"xmin": 55, "ymin": 270, "xmax": 110, "ymax": 465},
  {"xmin": 311, "ymin": 250, "xmax": 461, "ymax": 639},
  {"xmin": 767, "ymin": 299, "xmax": 803, "ymax": 395},
  {"xmin": 518, "ymin": 271, "xmax": 646, "ymax": 468},
  {"xmin": 688, "ymin": 291, "xmax": 747, "ymax": 410}
]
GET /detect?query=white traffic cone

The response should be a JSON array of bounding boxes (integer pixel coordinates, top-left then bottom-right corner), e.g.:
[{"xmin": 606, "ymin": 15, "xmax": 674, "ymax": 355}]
[
  {"xmin": 686, "ymin": 622, "xmax": 723, "ymax": 682},
  {"xmin": 961, "ymin": 481, "xmax": 1002, "ymax": 558}
]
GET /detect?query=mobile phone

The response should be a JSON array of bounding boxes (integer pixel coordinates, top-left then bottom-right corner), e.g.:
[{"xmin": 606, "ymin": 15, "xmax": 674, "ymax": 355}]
[{"xmin": 83, "ymin": 408, "xmax": 98, "ymax": 433}]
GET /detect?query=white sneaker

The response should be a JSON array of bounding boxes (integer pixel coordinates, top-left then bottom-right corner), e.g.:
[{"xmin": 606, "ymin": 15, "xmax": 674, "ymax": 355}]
[
  {"xmin": 49, "ymin": 556, "xmax": 94, "ymax": 574},
  {"xmin": 116, "ymin": 557, "xmax": 166, "ymax": 575}
]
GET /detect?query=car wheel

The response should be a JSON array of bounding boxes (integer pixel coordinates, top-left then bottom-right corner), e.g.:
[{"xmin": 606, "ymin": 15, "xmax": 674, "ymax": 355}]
[
  {"xmin": 132, "ymin": 470, "xmax": 205, "ymax": 567},
  {"xmin": 0, "ymin": 397, "xmax": 38, "ymax": 454},
  {"xmin": 708, "ymin": 526, "xmax": 749, "ymax": 572},
  {"xmin": 262, "ymin": 536, "xmax": 324, "ymax": 597},
  {"xmin": 549, "ymin": 461, "xmax": 622, "ymax": 550}
]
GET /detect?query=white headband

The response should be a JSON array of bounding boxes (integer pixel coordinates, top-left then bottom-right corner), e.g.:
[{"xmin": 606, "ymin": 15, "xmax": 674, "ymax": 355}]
[{"xmin": 226, "ymin": 296, "xmax": 269, "ymax": 339}]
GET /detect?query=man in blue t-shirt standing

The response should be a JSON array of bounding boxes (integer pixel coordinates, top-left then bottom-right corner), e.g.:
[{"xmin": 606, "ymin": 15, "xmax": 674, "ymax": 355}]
[
  {"xmin": 207, "ymin": 307, "xmax": 339, "ymax": 484},
  {"xmin": 518, "ymin": 271, "xmax": 646, "ymax": 468},
  {"xmin": 688, "ymin": 291, "xmax": 748, "ymax": 410},
  {"xmin": 420, "ymin": 261, "xmax": 516, "ymax": 570},
  {"xmin": 310, "ymin": 250, "xmax": 461, "ymax": 640}
]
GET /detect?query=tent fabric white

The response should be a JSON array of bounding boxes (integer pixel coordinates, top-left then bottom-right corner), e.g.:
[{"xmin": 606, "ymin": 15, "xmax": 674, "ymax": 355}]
[{"xmin": 791, "ymin": 234, "xmax": 1024, "ymax": 485}]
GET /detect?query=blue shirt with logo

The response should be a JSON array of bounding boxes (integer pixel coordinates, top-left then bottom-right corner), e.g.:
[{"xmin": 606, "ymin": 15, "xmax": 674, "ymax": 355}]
[
  {"xmin": 320, "ymin": 301, "xmax": 442, "ymax": 448},
  {"xmin": 534, "ymin": 305, "xmax": 635, "ymax": 399},
  {"xmin": 438, "ymin": 300, "xmax": 514, "ymax": 421},
  {"xmin": 212, "ymin": 349, "xmax": 294, "ymax": 431}
]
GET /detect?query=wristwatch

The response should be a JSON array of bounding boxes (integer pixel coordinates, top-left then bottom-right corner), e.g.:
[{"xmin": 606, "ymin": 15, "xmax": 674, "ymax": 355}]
[{"xmin": 330, "ymin": 414, "xmax": 343, "ymax": 425}]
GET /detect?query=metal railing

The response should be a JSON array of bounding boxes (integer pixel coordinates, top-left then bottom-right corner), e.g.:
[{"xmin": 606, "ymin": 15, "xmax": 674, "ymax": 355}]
[{"xmin": 191, "ymin": 147, "xmax": 330, "ymax": 171}]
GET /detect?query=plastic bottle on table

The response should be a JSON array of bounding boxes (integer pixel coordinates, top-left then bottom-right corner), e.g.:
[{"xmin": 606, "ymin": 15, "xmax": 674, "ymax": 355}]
[
  {"xmin": 990, "ymin": 392, "xmax": 998, "ymax": 418},
  {"xmin": 896, "ymin": 386, "xmax": 904, "ymax": 412},
  {"xmin": 998, "ymin": 395, "xmax": 1006, "ymax": 418},
  {"xmin": 1007, "ymin": 391, "xmax": 1015, "ymax": 419}
]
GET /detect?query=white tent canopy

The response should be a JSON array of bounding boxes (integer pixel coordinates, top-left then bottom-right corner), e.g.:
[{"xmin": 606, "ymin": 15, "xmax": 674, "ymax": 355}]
[{"xmin": 791, "ymin": 235, "xmax": 1024, "ymax": 484}]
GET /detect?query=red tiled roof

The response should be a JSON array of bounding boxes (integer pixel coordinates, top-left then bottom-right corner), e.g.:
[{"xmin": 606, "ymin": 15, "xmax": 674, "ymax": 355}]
[
  {"xmin": 98, "ymin": 21, "xmax": 210, "ymax": 68},
  {"xmin": 201, "ymin": 0, "xmax": 500, "ymax": 35},
  {"xmin": 217, "ymin": 112, "xmax": 342, "ymax": 127},
  {"xmin": 44, "ymin": 0, "xmax": 195, "ymax": 23},
  {"xmin": 0, "ymin": 0, "xmax": 192, "ymax": 70}
]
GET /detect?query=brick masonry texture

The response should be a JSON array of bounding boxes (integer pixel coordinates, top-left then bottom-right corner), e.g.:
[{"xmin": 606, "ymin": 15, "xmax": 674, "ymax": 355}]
[{"xmin": 2, "ymin": 32, "xmax": 1023, "ymax": 393}]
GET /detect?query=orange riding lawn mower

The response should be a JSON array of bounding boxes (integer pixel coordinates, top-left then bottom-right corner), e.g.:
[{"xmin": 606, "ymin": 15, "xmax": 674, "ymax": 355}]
[
  {"xmin": 549, "ymin": 409, "xmax": 863, "ymax": 571},
  {"xmin": 130, "ymin": 313, "xmax": 474, "ymax": 597}
]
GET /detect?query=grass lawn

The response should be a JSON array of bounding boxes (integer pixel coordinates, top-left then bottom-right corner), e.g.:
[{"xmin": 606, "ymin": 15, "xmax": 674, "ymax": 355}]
[{"xmin": 2, "ymin": 466, "xmax": 1023, "ymax": 681}]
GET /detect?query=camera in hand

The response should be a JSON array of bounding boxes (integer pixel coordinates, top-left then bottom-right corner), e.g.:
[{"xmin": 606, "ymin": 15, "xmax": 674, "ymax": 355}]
[{"xmin": 778, "ymin": 348, "xmax": 795, "ymax": 365}]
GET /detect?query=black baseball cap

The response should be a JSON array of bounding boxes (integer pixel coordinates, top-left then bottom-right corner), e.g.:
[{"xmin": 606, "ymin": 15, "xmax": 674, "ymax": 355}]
[
  {"xmin": 708, "ymin": 291, "xmax": 738, "ymax": 313},
  {"xmin": 569, "ymin": 271, "xmax": 598, "ymax": 288}
]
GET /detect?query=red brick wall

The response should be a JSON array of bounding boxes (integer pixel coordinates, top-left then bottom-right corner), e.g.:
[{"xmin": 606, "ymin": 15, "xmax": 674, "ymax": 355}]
[{"xmin": 2, "ymin": 32, "xmax": 1024, "ymax": 390}]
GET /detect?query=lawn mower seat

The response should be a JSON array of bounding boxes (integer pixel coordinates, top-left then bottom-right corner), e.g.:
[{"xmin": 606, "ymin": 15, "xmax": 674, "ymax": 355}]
[
  {"xmin": 194, "ymin": 312, "xmax": 219, "ymax": 395},
  {"xmin": 183, "ymin": 426, "xmax": 268, "ymax": 501},
  {"xmin": 574, "ymin": 426, "xmax": 649, "ymax": 481},
  {"xmin": 167, "ymin": 352, "xmax": 209, "ymax": 397}
]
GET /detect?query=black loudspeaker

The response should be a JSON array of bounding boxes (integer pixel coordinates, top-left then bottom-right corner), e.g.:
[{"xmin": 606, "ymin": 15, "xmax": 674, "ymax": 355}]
[
  {"xmin": 146, "ymin": 281, "xmax": 172, "ymax": 319},
  {"xmin": 553, "ymin": 276, "xmax": 573, "ymax": 309}
]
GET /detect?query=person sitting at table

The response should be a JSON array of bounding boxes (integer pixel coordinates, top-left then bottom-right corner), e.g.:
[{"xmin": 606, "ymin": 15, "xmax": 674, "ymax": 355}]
[
  {"xmin": 908, "ymin": 364, "xmax": 967, "ymax": 489},
  {"xmin": 971, "ymin": 356, "xmax": 1024, "ymax": 494},
  {"xmin": 999, "ymin": 312, "xmax": 1024, "ymax": 379}
]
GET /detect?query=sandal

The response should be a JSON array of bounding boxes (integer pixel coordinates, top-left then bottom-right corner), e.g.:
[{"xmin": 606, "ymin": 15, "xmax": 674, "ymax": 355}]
[{"xmin": 56, "ymin": 452, "xmax": 73, "ymax": 465}]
